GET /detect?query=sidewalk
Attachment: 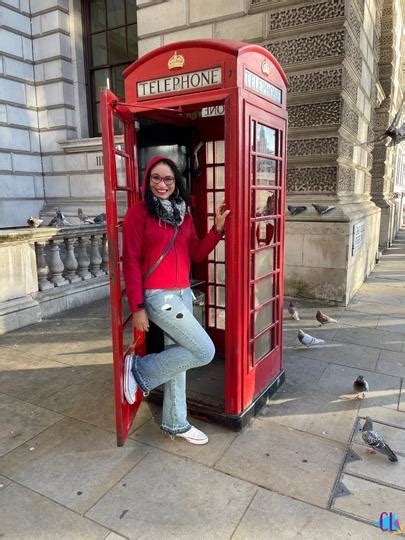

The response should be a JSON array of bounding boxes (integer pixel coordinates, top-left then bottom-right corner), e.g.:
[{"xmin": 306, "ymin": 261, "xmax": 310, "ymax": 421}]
[{"xmin": 0, "ymin": 230, "xmax": 404, "ymax": 539}]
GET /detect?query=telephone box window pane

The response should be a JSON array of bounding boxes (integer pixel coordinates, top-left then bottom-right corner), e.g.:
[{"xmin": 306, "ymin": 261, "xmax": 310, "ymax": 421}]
[
  {"xmin": 216, "ymin": 166, "xmax": 225, "ymax": 189},
  {"xmin": 207, "ymin": 167, "xmax": 214, "ymax": 188},
  {"xmin": 208, "ymin": 286, "xmax": 215, "ymax": 304},
  {"xmin": 126, "ymin": 0, "xmax": 137, "ymax": 23},
  {"xmin": 207, "ymin": 216, "xmax": 214, "ymax": 230},
  {"xmin": 208, "ymin": 308, "xmax": 215, "ymax": 327},
  {"xmin": 254, "ymin": 220, "xmax": 275, "ymax": 248},
  {"xmin": 208, "ymin": 263, "xmax": 215, "ymax": 281},
  {"xmin": 91, "ymin": 33, "xmax": 107, "ymax": 65},
  {"xmin": 215, "ymin": 140, "xmax": 224, "ymax": 163},
  {"xmin": 254, "ymin": 248, "xmax": 274, "ymax": 279},
  {"xmin": 107, "ymin": 0, "xmax": 125, "ymax": 26},
  {"xmin": 216, "ymin": 308, "xmax": 225, "ymax": 329},
  {"xmin": 216, "ymin": 263, "xmax": 225, "ymax": 284},
  {"xmin": 127, "ymin": 24, "xmax": 138, "ymax": 58},
  {"xmin": 90, "ymin": 0, "xmax": 106, "ymax": 31},
  {"xmin": 217, "ymin": 286, "xmax": 225, "ymax": 307},
  {"xmin": 253, "ymin": 302, "xmax": 274, "ymax": 336},
  {"xmin": 256, "ymin": 158, "xmax": 276, "ymax": 186},
  {"xmin": 207, "ymin": 191, "xmax": 214, "ymax": 213},
  {"xmin": 254, "ymin": 189, "xmax": 277, "ymax": 217},
  {"xmin": 108, "ymin": 28, "xmax": 127, "ymax": 63},
  {"xmin": 215, "ymin": 240, "xmax": 225, "ymax": 262},
  {"xmin": 253, "ymin": 276, "xmax": 275, "ymax": 307},
  {"xmin": 94, "ymin": 68, "xmax": 110, "ymax": 96},
  {"xmin": 254, "ymin": 331, "xmax": 271, "ymax": 363},
  {"xmin": 251, "ymin": 119, "xmax": 256, "ymax": 150},
  {"xmin": 257, "ymin": 124, "xmax": 276, "ymax": 155},
  {"xmin": 206, "ymin": 142, "xmax": 214, "ymax": 164},
  {"xmin": 115, "ymin": 152, "xmax": 126, "ymax": 187}
]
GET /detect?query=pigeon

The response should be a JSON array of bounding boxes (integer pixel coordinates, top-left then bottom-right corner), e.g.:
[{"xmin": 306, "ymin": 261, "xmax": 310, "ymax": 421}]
[
  {"xmin": 48, "ymin": 208, "xmax": 71, "ymax": 227},
  {"xmin": 313, "ymin": 204, "xmax": 336, "ymax": 215},
  {"xmin": 288, "ymin": 301, "xmax": 300, "ymax": 320},
  {"xmin": 27, "ymin": 217, "xmax": 43, "ymax": 228},
  {"xmin": 287, "ymin": 205, "xmax": 307, "ymax": 216},
  {"xmin": 78, "ymin": 208, "xmax": 95, "ymax": 224},
  {"xmin": 361, "ymin": 417, "xmax": 398, "ymax": 462},
  {"xmin": 93, "ymin": 212, "xmax": 106, "ymax": 224},
  {"xmin": 298, "ymin": 329, "xmax": 325, "ymax": 347},
  {"xmin": 316, "ymin": 310, "xmax": 337, "ymax": 325},
  {"xmin": 353, "ymin": 375, "xmax": 369, "ymax": 400}
]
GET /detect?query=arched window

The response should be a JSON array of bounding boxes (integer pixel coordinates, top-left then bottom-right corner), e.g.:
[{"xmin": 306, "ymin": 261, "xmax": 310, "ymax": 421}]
[{"xmin": 83, "ymin": 0, "xmax": 138, "ymax": 136}]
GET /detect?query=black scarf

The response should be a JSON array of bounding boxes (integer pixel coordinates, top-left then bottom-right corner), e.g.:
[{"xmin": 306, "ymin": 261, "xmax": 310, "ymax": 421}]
[{"xmin": 151, "ymin": 196, "xmax": 186, "ymax": 226}]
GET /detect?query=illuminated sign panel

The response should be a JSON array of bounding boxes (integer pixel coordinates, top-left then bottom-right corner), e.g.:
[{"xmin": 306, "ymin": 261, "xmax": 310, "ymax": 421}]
[
  {"xmin": 244, "ymin": 69, "xmax": 282, "ymax": 104},
  {"xmin": 137, "ymin": 67, "xmax": 222, "ymax": 98}
]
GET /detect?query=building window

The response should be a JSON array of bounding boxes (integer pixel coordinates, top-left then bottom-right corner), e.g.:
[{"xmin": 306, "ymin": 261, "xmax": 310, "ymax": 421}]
[{"xmin": 83, "ymin": 0, "xmax": 138, "ymax": 136}]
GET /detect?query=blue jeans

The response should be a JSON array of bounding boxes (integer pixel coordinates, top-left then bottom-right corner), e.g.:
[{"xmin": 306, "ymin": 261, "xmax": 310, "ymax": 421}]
[{"xmin": 132, "ymin": 287, "xmax": 215, "ymax": 435}]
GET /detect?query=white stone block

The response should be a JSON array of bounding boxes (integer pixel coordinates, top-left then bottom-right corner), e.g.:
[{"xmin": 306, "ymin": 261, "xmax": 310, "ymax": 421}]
[
  {"xmin": 0, "ymin": 243, "xmax": 38, "ymax": 303},
  {"xmin": 0, "ymin": 29, "xmax": 23, "ymax": 58},
  {"xmin": 0, "ymin": 152, "xmax": 12, "ymax": 171},
  {"xmin": 0, "ymin": 199, "xmax": 44, "ymax": 228},
  {"xmin": 22, "ymin": 36, "xmax": 33, "ymax": 61},
  {"xmin": 39, "ymin": 10, "xmax": 70, "ymax": 34},
  {"xmin": 30, "ymin": 130, "xmax": 41, "ymax": 153},
  {"xmin": 33, "ymin": 33, "xmax": 71, "ymax": 62},
  {"xmin": 51, "ymin": 154, "xmax": 67, "ymax": 172},
  {"xmin": 35, "ymin": 81, "xmax": 74, "ymax": 107},
  {"xmin": 70, "ymin": 173, "xmax": 105, "ymax": 197},
  {"xmin": 0, "ymin": 126, "xmax": 30, "ymax": 152},
  {"xmin": 1, "ymin": 0, "xmax": 20, "ymax": 9},
  {"xmin": 138, "ymin": 35, "xmax": 163, "ymax": 57},
  {"xmin": 1, "ymin": 174, "xmax": 35, "ymax": 198},
  {"xmin": 30, "ymin": 0, "xmax": 69, "ymax": 14},
  {"xmin": 215, "ymin": 13, "xmax": 264, "ymax": 41},
  {"xmin": 38, "ymin": 107, "xmax": 69, "ymax": 128},
  {"xmin": 163, "ymin": 24, "xmax": 213, "ymax": 45},
  {"xmin": 0, "ymin": 6, "xmax": 31, "ymax": 34},
  {"xmin": 0, "ymin": 78, "xmax": 26, "ymax": 105},
  {"xmin": 303, "ymin": 234, "xmax": 347, "ymax": 269},
  {"xmin": 20, "ymin": 0, "xmax": 31, "ymax": 13},
  {"xmin": 44, "ymin": 174, "xmax": 71, "ymax": 197},
  {"xmin": 65, "ymin": 152, "xmax": 86, "ymax": 171},
  {"xmin": 12, "ymin": 153, "xmax": 43, "ymax": 173},
  {"xmin": 4, "ymin": 57, "xmax": 34, "ymax": 82},
  {"xmin": 0, "ymin": 56, "xmax": 3, "ymax": 75},
  {"xmin": 190, "ymin": 0, "xmax": 245, "ymax": 24},
  {"xmin": 25, "ymin": 84, "xmax": 38, "ymax": 108},
  {"xmin": 137, "ymin": 0, "xmax": 187, "ymax": 37},
  {"xmin": 7, "ymin": 105, "xmax": 38, "ymax": 128},
  {"xmin": 43, "ymin": 59, "xmax": 73, "ymax": 81},
  {"xmin": 31, "ymin": 16, "xmax": 41, "ymax": 36},
  {"xmin": 34, "ymin": 63, "xmax": 45, "ymax": 81},
  {"xmin": 41, "ymin": 155, "xmax": 53, "ymax": 173},
  {"xmin": 38, "ymin": 128, "xmax": 76, "ymax": 152},
  {"xmin": 0, "ymin": 104, "xmax": 6, "ymax": 123},
  {"xmin": 33, "ymin": 175, "xmax": 45, "ymax": 198}
]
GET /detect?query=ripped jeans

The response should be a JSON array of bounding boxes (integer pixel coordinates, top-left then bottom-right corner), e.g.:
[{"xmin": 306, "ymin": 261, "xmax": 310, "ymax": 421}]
[{"xmin": 132, "ymin": 287, "xmax": 215, "ymax": 435}]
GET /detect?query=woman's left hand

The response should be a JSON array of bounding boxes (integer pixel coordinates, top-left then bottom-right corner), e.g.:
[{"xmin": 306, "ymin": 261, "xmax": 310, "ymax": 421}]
[{"xmin": 214, "ymin": 201, "xmax": 230, "ymax": 233}]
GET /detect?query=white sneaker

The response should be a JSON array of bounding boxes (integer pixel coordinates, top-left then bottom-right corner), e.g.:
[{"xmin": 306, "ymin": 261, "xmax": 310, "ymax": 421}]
[
  {"xmin": 176, "ymin": 426, "xmax": 208, "ymax": 445},
  {"xmin": 124, "ymin": 353, "xmax": 137, "ymax": 405}
]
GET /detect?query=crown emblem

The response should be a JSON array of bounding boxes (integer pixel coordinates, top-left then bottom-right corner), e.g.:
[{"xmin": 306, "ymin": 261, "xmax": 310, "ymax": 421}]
[
  {"xmin": 168, "ymin": 51, "xmax": 185, "ymax": 70},
  {"xmin": 261, "ymin": 60, "xmax": 270, "ymax": 76}
]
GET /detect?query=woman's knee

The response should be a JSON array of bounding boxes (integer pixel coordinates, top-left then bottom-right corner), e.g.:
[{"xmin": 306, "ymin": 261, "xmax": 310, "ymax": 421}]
[{"xmin": 194, "ymin": 336, "xmax": 215, "ymax": 366}]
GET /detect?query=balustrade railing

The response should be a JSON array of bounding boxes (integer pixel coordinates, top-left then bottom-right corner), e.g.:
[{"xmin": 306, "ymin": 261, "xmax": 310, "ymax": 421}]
[{"xmin": 32, "ymin": 225, "xmax": 108, "ymax": 291}]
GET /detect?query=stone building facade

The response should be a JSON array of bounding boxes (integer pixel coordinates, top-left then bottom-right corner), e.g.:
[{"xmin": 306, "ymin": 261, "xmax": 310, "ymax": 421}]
[{"xmin": 0, "ymin": 0, "xmax": 404, "ymax": 327}]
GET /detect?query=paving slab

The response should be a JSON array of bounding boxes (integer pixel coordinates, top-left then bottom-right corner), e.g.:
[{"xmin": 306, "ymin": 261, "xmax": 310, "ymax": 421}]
[
  {"xmin": 130, "ymin": 416, "xmax": 238, "ymax": 467},
  {"xmin": 297, "ymin": 340, "xmax": 380, "ymax": 370},
  {"xmin": 281, "ymin": 353, "xmax": 328, "ymax": 390},
  {"xmin": 338, "ymin": 310, "xmax": 380, "ymax": 328},
  {"xmin": 0, "ymin": 417, "xmax": 149, "ymax": 513},
  {"xmin": 0, "ymin": 474, "xmax": 11, "ymax": 489},
  {"xmin": 215, "ymin": 420, "xmax": 346, "ymax": 508},
  {"xmin": 105, "ymin": 533, "xmax": 128, "ymax": 540},
  {"xmin": 345, "ymin": 300, "xmax": 405, "ymax": 318},
  {"xmin": 357, "ymin": 406, "xmax": 405, "ymax": 429},
  {"xmin": 0, "ymin": 393, "xmax": 62, "ymax": 457},
  {"xmin": 0, "ymin": 345, "xmax": 93, "ymax": 406},
  {"xmin": 233, "ymin": 486, "xmax": 382, "ymax": 540},
  {"xmin": 332, "ymin": 474, "xmax": 405, "ymax": 525},
  {"xmin": 332, "ymin": 325, "xmax": 403, "ymax": 352},
  {"xmin": 377, "ymin": 317, "xmax": 405, "ymax": 336},
  {"xmin": 0, "ymin": 483, "xmax": 108, "ymax": 539},
  {"xmin": 376, "ymin": 349, "xmax": 405, "ymax": 378},
  {"xmin": 86, "ymin": 448, "xmax": 256, "ymax": 540},
  {"xmin": 353, "ymin": 420, "xmax": 405, "ymax": 458}
]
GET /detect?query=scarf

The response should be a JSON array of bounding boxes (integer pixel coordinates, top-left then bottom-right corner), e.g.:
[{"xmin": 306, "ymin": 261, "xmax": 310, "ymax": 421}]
[{"xmin": 152, "ymin": 196, "xmax": 186, "ymax": 226}]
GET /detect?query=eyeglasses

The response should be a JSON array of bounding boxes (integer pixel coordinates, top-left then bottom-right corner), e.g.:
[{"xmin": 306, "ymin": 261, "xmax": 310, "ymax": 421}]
[{"xmin": 150, "ymin": 173, "xmax": 175, "ymax": 186}]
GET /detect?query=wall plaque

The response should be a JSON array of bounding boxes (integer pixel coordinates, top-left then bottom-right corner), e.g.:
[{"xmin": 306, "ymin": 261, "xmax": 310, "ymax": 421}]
[{"xmin": 352, "ymin": 221, "xmax": 365, "ymax": 255}]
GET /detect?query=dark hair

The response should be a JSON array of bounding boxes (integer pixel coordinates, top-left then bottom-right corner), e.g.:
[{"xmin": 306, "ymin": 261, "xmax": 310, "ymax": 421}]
[{"xmin": 144, "ymin": 158, "xmax": 189, "ymax": 216}]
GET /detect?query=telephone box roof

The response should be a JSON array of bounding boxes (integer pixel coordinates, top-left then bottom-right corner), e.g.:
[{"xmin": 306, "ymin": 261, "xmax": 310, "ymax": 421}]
[{"xmin": 123, "ymin": 39, "xmax": 288, "ymax": 86}]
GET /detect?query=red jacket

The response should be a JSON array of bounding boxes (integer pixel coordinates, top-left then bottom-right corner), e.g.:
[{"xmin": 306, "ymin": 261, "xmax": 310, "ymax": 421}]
[{"xmin": 123, "ymin": 200, "xmax": 222, "ymax": 312}]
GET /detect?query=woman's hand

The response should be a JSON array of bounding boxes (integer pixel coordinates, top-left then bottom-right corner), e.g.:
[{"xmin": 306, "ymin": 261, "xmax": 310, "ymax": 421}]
[
  {"xmin": 132, "ymin": 309, "xmax": 149, "ymax": 332},
  {"xmin": 214, "ymin": 201, "xmax": 230, "ymax": 232}
]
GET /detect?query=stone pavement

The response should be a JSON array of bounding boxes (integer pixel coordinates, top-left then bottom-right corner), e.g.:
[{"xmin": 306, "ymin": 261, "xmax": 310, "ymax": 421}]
[{"xmin": 0, "ymin": 230, "xmax": 404, "ymax": 539}]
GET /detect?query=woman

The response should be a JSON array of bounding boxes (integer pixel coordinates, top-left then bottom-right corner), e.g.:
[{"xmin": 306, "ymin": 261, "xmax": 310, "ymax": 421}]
[{"xmin": 122, "ymin": 155, "xmax": 229, "ymax": 445}]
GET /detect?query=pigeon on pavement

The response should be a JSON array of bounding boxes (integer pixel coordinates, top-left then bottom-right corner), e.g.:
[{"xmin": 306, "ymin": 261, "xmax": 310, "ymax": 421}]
[
  {"xmin": 78, "ymin": 208, "xmax": 95, "ymax": 224},
  {"xmin": 94, "ymin": 212, "xmax": 106, "ymax": 224},
  {"xmin": 316, "ymin": 310, "xmax": 337, "ymax": 325},
  {"xmin": 27, "ymin": 217, "xmax": 43, "ymax": 228},
  {"xmin": 313, "ymin": 204, "xmax": 336, "ymax": 215},
  {"xmin": 361, "ymin": 417, "xmax": 398, "ymax": 462},
  {"xmin": 353, "ymin": 375, "xmax": 369, "ymax": 399},
  {"xmin": 287, "ymin": 205, "xmax": 307, "ymax": 216},
  {"xmin": 48, "ymin": 209, "xmax": 71, "ymax": 227},
  {"xmin": 298, "ymin": 329, "xmax": 325, "ymax": 347},
  {"xmin": 288, "ymin": 301, "xmax": 300, "ymax": 320}
]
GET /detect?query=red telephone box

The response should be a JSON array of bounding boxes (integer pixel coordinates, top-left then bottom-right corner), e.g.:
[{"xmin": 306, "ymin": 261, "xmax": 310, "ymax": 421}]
[{"xmin": 100, "ymin": 39, "xmax": 288, "ymax": 446}]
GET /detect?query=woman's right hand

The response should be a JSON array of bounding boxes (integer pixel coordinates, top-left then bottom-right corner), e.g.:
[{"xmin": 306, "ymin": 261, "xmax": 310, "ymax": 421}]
[{"xmin": 132, "ymin": 309, "xmax": 150, "ymax": 332}]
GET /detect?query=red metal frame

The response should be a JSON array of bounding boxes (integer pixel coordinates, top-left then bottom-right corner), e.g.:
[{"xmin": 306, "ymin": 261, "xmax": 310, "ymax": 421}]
[{"xmin": 101, "ymin": 40, "xmax": 288, "ymax": 444}]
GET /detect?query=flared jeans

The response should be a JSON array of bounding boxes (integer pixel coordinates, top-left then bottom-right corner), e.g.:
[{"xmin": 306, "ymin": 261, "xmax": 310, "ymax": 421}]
[{"xmin": 132, "ymin": 287, "xmax": 215, "ymax": 435}]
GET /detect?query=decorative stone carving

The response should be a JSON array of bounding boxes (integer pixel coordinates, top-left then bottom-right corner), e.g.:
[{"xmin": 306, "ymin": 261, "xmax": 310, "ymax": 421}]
[
  {"xmin": 344, "ymin": 33, "xmax": 362, "ymax": 73},
  {"xmin": 264, "ymin": 30, "xmax": 344, "ymax": 65},
  {"xmin": 288, "ymin": 100, "xmax": 341, "ymax": 128},
  {"xmin": 347, "ymin": 1, "xmax": 361, "ymax": 41},
  {"xmin": 288, "ymin": 68, "xmax": 342, "ymax": 94},
  {"xmin": 338, "ymin": 139, "xmax": 354, "ymax": 161},
  {"xmin": 341, "ymin": 102, "xmax": 359, "ymax": 135},
  {"xmin": 337, "ymin": 165, "xmax": 356, "ymax": 191},
  {"xmin": 341, "ymin": 67, "xmax": 359, "ymax": 103},
  {"xmin": 287, "ymin": 166, "xmax": 337, "ymax": 192},
  {"xmin": 268, "ymin": 0, "xmax": 344, "ymax": 31},
  {"xmin": 288, "ymin": 137, "xmax": 338, "ymax": 156}
]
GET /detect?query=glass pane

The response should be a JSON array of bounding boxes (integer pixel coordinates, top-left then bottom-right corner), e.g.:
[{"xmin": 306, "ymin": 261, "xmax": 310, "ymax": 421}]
[
  {"xmin": 254, "ymin": 331, "xmax": 271, "ymax": 363},
  {"xmin": 207, "ymin": 167, "xmax": 214, "ymax": 188},
  {"xmin": 216, "ymin": 263, "xmax": 225, "ymax": 284},
  {"xmin": 90, "ymin": 0, "xmax": 106, "ymax": 31},
  {"xmin": 254, "ymin": 248, "xmax": 274, "ymax": 279},
  {"xmin": 112, "ymin": 65, "xmax": 125, "ymax": 97},
  {"xmin": 207, "ymin": 216, "xmax": 214, "ymax": 230},
  {"xmin": 257, "ymin": 124, "xmax": 276, "ymax": 155},
  {"xmin": 93, "ymin": 68, "xmax": 110, "ymax": 97},
  {"xmin": 208, "ymin": 308, "xmax": 215, "ymax": 327},
  {"xmin": 216, "ymin": 166, "xmax": 224, "ymax": 188},
  {"xmin": 207, "ymin": 191, "xmax": 214, "ymax": 213},
  {"xmin": 206, "ymin": 142, "xmax": 214, "ymax": 164},
  {"xmin": 254, "ymin": 276, "xmax": 275, "ymax": 307},
  {"xmin": 107, "ymin": 0, "xmax": 125, "ymax": 26},
  {"xmin": 208, "ymin": 263, "xmax": 215, "ymax": 281},
  {"xmin": 127, "ymin": 23, "xmax": 138, "ymax": 59},
  {"xmin": 216, "ymin": 308, "xmax": 225, "ymax": 330},
  {"xmin": 254, "ymin": 189, "xmax": 277, "ymax": 217},
  {"xmin": 108, "ymin": 28, "xmax": 127, "ymax": 63},
  {"xmin": 256, "ymin": 158, "xmax": 276, "ymax": 186},
  {"xmin": 95, "ymin": 102, "xmax": 101, "ymax": 133},
  {"xmin": 251, "ymin": 119, "xmax": 255, "ymax": 150},
  {"xmin": 217, "ymin": 286, "xmax": 225, "ymax": 307},
  {"xmin": 115, "ymin": 151, "xmax": 126, "ymax": 187},
  {"xmin": 254, "ymin": 219, "xmax": 275, "ymax": 248},
  {"xmin": 215, "ymin": 140, "xmax": 224, "ymax": 163},
  {"xmin": 91, "ymin": 33, "xmax": 107, "ymax": 66},
  {"xmin": 208, "ymin": 285, "xmax": 215, "ymax": 304},
  {"xmin": 253, "ymin": 302, "xmax": 274, "ymax": 336},
  {"xmin": 215, "ymin": 240, "xmax": 225, "ymax": 262},
  {"xmin": 126, "ymin": 0, "xmax": 137, "ymax": 23}
]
